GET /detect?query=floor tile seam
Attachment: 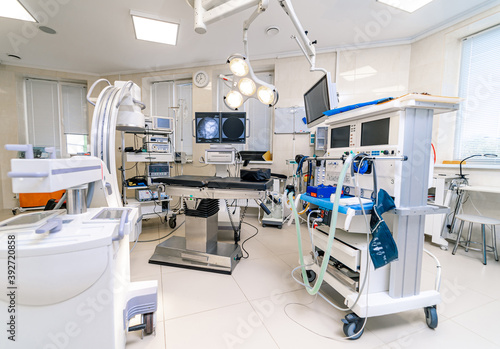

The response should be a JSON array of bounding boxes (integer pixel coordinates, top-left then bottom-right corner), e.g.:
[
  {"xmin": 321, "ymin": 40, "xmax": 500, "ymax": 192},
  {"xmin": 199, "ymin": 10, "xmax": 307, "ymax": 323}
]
[
  {"xmin": 162, "ymin": 300, "xmax": 251, "ymax": 322},
  {"xmin": 245, "ymin": 296, "xmax": 282, "ymax": 349},
  {"xmin": 446, "ymin": 298, "xmax": 498, "ymax": 320},
  {"xmin": 447, "ymin": 318, "xmax": 500, "ymax": 346}
]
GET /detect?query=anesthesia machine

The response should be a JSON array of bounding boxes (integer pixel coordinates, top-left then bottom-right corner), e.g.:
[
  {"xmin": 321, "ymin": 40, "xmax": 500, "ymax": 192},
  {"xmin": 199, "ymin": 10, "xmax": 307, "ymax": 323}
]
[{"xmin": 291, "ymin": 92, "xmax": 460, "ymax": 339}]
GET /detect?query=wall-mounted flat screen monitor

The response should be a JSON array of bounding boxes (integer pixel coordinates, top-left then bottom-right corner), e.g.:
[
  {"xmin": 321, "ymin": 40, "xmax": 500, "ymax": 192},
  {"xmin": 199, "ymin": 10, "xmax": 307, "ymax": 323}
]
[
  {"xmin": 304, "ymin": 72, "xmax": 338, "ymax": 128},
  {"xmin": 195, "ymin": 112, "xmax": 220, "ymax": 143},
  {"xmin": 361, "ymin": 118, "xmax": 390, "ymax": 146},
  {"xmin": 195, "ymin": 112, "xmax": 247, "ymax": 144},
  {"xmin": 221, "ymin": 112, "xmax": 246, "ymax": 144},
  {"xmin": 330, "ymin": 125, "xmax": 350, "ymax": 148}
]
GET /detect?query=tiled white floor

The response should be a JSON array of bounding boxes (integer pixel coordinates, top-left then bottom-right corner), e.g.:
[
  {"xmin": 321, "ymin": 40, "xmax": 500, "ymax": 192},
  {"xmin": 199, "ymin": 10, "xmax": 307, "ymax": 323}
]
[{"xmin": 126, "ymin": 215, "xmax": 500, "ymax": 348}]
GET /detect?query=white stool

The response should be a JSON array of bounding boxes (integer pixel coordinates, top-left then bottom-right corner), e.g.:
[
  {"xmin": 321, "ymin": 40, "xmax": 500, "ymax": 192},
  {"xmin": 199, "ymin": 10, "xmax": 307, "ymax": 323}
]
[{"xmin": 452, "ymin": 214, "xmax": 499, "ymax": 265}]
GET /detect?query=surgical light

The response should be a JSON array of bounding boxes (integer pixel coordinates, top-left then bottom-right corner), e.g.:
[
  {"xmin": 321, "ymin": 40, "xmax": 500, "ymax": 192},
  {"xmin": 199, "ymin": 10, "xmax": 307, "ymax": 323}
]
[
  {"xmin": 257, "ymin": 86, "xmax": 275, "ymax": 105},
  {"xmin": 223, "ymin": 54, "xmax": 278, "ymax": 110},
  {"xmin": 229, "ymin": 58, "xmax": 249, "ymax": 77},
  {"xmin": 225, "ymin": 90, "xmax": 244, "ymax": 110},
  {"xmin": 0, "ymin": 0, "xmax": 36, "ymax": 22},
  {"xmin": 238, "ymin": 78, "xmax": 256, "ymax": 96}
]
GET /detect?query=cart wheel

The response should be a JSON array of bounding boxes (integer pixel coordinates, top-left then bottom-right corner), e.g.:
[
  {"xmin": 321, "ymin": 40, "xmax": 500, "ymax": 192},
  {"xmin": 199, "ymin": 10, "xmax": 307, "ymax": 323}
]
[
  {"xmin": 277, "ymin": 225, "xmax": 282, "ymax": 229},
  {"xmin": 341, "ymin": 313, "xmax": 364, "ymax": 340},
  {"xmin": 424, "ymin": 306, "xmax": 438, "ymax": 329},
  {"xmin": 168, "ymin": 217, "xmax": 177, "ymax": 229},
  {"xmin": 306, "ymin": 270, "xmax": 316, "ymax": 283},
  {"xmin": 262, "ymin": 224, "xmax": 267, "ymax": 228},
  {"xmin": 143, "ymin": 313, "xmax": 155, "ymax": 336}
]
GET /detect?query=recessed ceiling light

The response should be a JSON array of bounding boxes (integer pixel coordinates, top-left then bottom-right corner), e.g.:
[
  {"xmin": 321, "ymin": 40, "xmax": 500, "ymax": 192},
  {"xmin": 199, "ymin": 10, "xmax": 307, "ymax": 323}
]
[
  {"xmin": 131, "ymin": 12, "xmax": 179, "ymax": 45},
  {"xmin": 39, "ymin": 26, "xmax": 56, "ymax": 34},
  {"xmin": 376, "ymin": 0, "xmax": 433, "ymax": 13},
  {"xmin": 0, "ymin": 0, "xmax": 37, "ymax": 22}
]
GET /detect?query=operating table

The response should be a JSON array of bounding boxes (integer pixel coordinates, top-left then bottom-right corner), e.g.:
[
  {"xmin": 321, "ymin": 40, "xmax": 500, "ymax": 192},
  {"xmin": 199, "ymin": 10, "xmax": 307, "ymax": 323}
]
[{"xmin": 149, "ymin": 175, "xmax": 273, "ymax": 274}]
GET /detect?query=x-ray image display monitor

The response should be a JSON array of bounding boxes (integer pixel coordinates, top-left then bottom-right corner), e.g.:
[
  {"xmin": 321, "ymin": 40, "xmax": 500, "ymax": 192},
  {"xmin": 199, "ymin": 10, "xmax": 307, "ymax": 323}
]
[{"xmin": 195, "ymin": 112, "xmax": 220, "ymax": 143}]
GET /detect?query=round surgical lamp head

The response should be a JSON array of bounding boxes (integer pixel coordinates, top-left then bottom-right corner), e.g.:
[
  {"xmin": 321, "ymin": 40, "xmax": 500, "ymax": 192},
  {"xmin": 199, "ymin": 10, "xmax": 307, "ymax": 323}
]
[
  {"xmin": 238, "ymin": 78, "xmax": 256, "ymax": 96},
  {"xmin": 257, "ymin": 86, "xmax": 276, "ymax": 105},
  {"xmin": 229, "ymin": 58, "xmax": 249, "ymax": 77},
  {"xmin": 225, "ymin": 90, "xmax": 244, "ymax": 110}
]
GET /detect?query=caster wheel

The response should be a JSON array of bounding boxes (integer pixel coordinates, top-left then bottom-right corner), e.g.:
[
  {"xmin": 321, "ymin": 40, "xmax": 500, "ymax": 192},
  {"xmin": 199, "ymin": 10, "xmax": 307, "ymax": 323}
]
[
  {"xmin": 143, "ymin": 313, "xmax": 155, "ymax": 336},
  {"xmin": 341, "ymin": 313, "xmax": 364, "ymax": 340},
  {"xmin": 262, "ymin": 224, "xmax": 267, "ymax": 228},
  {"xmin": 168, "ymin": 217, "xmax": 177, "ymax": 229},
  {"xmin": 424, "ymin": 306, "xmax": 438, "ymax": 329},
  {"xmin": 306, "ymin": 270, "xmax": 316, "ymax": 283},
  {"xmin": 278, "ymin": 225, "xmax": 282, "ymax": 229}
]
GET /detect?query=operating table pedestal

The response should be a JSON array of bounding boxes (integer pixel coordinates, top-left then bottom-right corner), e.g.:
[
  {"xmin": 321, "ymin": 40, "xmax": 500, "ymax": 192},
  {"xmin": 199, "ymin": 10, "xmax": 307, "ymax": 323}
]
[{"xmin": 150, "ymin": 198, "xmax": 241, "ymax": 274}]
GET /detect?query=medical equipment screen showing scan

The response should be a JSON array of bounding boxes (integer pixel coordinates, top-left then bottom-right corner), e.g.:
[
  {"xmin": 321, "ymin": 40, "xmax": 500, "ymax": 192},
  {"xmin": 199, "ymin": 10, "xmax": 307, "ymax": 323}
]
[
  {"xmin": 330, "ymin": 125, "xmax": 350, "ymax": 148},
  {"xmin": 304, "ymin": 72, "xmax": 337, "ymax": 128},
  {"xmin": 221, "ymin": 112, "xmax": 246, "ymax": 143},
  {"xmin": 361, "ymin": 117, "xmax": 390, "ymax": 146},
  {"xmin": 196, "ymin": 112, "xmax": 221, "ymax": 143}
]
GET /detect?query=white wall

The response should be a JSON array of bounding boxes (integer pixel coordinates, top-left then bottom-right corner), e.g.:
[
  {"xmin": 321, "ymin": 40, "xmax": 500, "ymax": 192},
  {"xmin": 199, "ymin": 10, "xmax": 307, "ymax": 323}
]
[{"xmin": 408, "ymin": 6, "xmax": 500, "ymax": 245}]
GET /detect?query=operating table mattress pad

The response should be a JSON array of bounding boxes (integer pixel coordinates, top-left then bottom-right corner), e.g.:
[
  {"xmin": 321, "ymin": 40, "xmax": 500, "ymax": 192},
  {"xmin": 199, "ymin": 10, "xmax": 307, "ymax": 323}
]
[{"xmin": 155, "ymin": 175, "xmax": 273, "ymax": 190}]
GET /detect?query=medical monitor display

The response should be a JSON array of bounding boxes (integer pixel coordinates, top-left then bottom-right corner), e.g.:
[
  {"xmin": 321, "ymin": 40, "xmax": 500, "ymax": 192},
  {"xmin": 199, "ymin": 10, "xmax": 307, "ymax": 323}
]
[
  {"xmin": 195, "ymin": 112, "xmax": 220, "ymax": 143},
  {"xmin": 304, "ymin": 72, "xmax": 337, "ymax": 128},
  {"xmin": 330, "ymin": 125, "xmax": 350, "ymax": 148},
  {"xmin": 154, "ymin": 117, "xmax": 172, "ymax": 130},
  {"xmin": 221, "ymin": 112, "xmax": 246, "ymax": 143},
  {"xmin": 361, "ymin": 118, "xmax": 390, "ymax": 146},
  {"xmin": 195, "ymin": 112, "xmax": 247, "ymax": 144}
]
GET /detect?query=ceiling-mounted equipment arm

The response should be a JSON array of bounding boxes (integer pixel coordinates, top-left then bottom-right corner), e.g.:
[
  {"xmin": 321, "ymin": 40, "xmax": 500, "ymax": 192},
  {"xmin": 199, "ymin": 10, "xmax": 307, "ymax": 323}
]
[
  {"xmin": 190, "ymin": 0, "xmax": 261, "ymax": 34},
  {"xmin": 277, "ymin": 0, "xmax": 326, "ymax": 74},
  {"xmin": 242, "ymin": 0, "xmax": 268, "ymax": 58},
  {"xmin": 187, "ymin": 0, "xmax": 327, "ymax": 74}
]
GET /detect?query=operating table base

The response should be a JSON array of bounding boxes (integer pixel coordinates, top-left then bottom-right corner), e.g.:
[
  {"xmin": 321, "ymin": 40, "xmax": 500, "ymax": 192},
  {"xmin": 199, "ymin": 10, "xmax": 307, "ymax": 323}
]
[{"xmin": 149, "ymin": 236, "xmax": 242, "ymax": 274}]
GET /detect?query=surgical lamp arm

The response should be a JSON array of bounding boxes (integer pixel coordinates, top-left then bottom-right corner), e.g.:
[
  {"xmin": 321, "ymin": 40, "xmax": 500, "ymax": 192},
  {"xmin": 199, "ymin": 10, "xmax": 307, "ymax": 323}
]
[
  {"xmin": 278, "ymin": 0, "xmax": 326, "ymax": 74},
  {"xmin": 242, "ymin": 0, "xmax": 269, "ymax": 57}
]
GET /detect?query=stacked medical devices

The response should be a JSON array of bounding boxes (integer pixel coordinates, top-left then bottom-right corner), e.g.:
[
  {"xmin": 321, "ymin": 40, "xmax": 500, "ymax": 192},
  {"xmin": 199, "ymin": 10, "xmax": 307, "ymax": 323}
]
[{"xmin": 293, "ymin": 93, "xmax": 460, "ymax": 339}]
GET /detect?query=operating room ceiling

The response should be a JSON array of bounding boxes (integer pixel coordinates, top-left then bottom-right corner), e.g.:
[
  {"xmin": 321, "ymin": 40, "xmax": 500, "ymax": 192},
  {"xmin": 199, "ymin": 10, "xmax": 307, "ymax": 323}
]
[{"xmin": 1, "ymin": 0, "xmax": 499, "ymax": 75}]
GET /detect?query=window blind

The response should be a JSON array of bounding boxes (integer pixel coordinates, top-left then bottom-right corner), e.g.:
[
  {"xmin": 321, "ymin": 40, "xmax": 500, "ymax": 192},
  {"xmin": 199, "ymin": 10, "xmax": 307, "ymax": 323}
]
[
  {"xmin": 25, "ymin": 79, "xmax": 61, "ymax": 150},
  {"xmin": 62, "ymin": 84, "xmax": 88, "ymax": 135},
  {"xmin": 454, "ymin": 26, "xmax": 500, "ymax": 159},
  {"xmin": 151, "ymin": 80, "xmax": 193, "ymax": 156}
]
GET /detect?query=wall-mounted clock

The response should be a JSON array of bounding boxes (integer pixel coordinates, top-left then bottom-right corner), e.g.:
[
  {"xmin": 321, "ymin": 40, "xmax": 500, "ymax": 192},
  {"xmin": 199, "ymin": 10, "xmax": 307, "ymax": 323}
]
[{"xmin": 193, "ymin": 70, "xmax": 209, "ymax": 88}]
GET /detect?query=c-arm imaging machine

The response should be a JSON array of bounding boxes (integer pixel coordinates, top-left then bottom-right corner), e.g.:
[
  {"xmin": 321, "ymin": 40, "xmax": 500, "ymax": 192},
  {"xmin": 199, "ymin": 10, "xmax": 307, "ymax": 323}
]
[{"xmin": 0, "ymin": 80, "xmax": 158, "ymax": 348}]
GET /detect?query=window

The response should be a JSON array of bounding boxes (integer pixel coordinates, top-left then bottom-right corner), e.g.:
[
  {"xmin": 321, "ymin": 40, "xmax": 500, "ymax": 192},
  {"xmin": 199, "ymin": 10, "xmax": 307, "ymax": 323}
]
[
  {"xmin": 24, "ymin": 79, "xmax": 88, "ymax": 157},
  {"xmin": 454, "ymin": 26, "xmax": 500, "ymax": 160},
  {"xmin": 61, "ymin": 84, "xmax": 88, "ymax": 154},
  {"xmin": 218, "ymin": 72, "xmax": 274, "ymax": 152},
  {"xmin": 151, "ymin": 80, "xmax": 193, "ymax": 156}
]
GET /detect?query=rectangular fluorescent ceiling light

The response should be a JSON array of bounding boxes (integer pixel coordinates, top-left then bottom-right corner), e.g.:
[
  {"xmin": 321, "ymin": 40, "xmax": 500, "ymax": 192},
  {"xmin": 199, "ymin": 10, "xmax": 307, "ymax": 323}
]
[
  {"xmin": 132, "ymin": 14, "xmax": 179, "ymax": 45},
  {"xmin": 0, "ymin": 0, "xmax": 37, "ymax": 22},
  {"xmin": 376, "ymin": 0, "xmax": 434, "ymax": 13}
]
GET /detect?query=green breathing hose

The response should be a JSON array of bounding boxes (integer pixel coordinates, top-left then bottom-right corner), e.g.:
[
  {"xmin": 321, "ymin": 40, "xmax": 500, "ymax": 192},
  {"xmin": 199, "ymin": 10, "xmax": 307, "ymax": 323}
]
[{"xmin": 290, "ymin": 152, "xmax": 354, "ymax": 295}]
